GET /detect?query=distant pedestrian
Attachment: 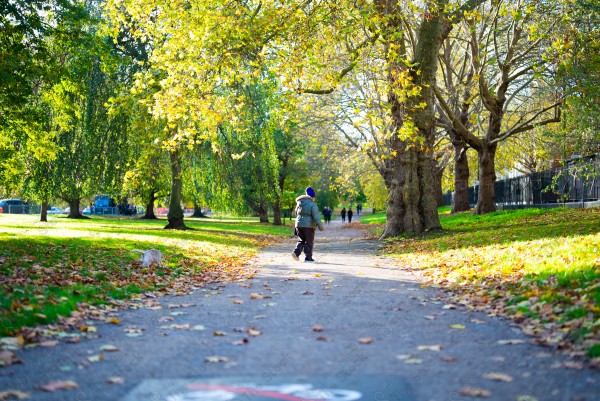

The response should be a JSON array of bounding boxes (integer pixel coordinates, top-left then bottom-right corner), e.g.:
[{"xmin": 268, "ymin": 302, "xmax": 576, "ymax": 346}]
[
  {"xmin": 341, "ymin": 207, "xmax": 346, "ymax": 223},
  {"xmin": 347, "ymin": 208, "xmax": 353, "ymax": 223},
  {"xmin": 323, "ymin": 207, "xmax": 332, "ymax": 224},
  {"xmin": 357, "ymin": 204, "xmax": 362, "ymax": 215},
  {"xmin": 292, "ymin": 187, "xmax": 324, "ymax": 263}
]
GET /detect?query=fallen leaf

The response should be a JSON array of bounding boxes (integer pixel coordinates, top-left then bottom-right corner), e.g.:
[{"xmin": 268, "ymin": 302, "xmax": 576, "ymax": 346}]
[
  {"xmin": 100, "ymin": 345, "xmax": 119, "ymax": 352},
  {"xmin": 246, "ymin": 328, "xmax": 261, "ymax": 337},
  {"xmin": 424, "ymin": 315, "xmax": 436, "ymax": 320},
  {"xmin": 450, "ymin": 324, "xmax": 465, "ymax": 330},
  {"xmin": 87, "ymin": 354, "xmax": 104, "ymax": 363},
  {"xmin": 482, "ymin": 373, "xmax": 513, "ymax": 382},
  {"xmin": 168, "ymin": 303, "xmax": 196, "ymax": 308},
  {"xmin": 0, "ymin": 351, "xmax": 21, "ymax": 367},
  {"xmin": 40, "ymin": 380, "xmax": 79, "ymax": 392},
  {"xmin": 314, "ymin": 273, "xmax": 323, "ymax": 277},
  {"xmin": 443, "ymin": 304, "xmax": 457, "ymax": 310},
  {"xmin": 312, "ymin": 325, "xmax": 324, "ymax": 332},
  {"xmin": 170, "ymin": 311, "xmax": 187, "ymax": 316},
  {"xmin": 417, "ymin": 345, "xmax": 442, "ymax": 351},
  {"xmin": 192, "ymin": 325, "xmax": 206, "ymax": 331},
  {"xmin": 301, "ymin": 291, "xmax": 314, "ymax": 295},
  {"xmin": 39, "ymin": 341, "xmax": 59, "ymax": 347},
  {"xmin": 205, "ymin": 356, "xmax": 229, "ymax": 363},
  {"xmin": 358, "ymin": 337, "xmax": 374, "ymax": 344},
  {"xmin": 396, "ymin": 354, "xmax": 411, "ymax": 360},
  {"xmin": 516, "ymin": 396, "xmax": 538, "ymax": 401},
  {"xmin": 0, "ymin": 390, "xmax": 30, "ymax": 400},
  {"xmin": 404, "ymin": 359, "xmax": 423, "ymax": 364},
  {"xmin": 158, "ymin": 316, "xmax": 174, "ymax": 322},
  {"xmin": 213, "ymin": 331, "xmax": 228, "ymax": 336},
  {"xmin": 316, "ymin": 336, "xmax": 330, "ymax": 342},
  {"xmin": 458, "ymin": 387, "xmax": 491, "ymax": 398},
  {"xmin": 232, "ymin": 339, "xmax": 249, "ymax": 346},
  {"xmin": 589, "ymin": 357, "xmax": 600, "ymax": 369},
  {"xmin": 471, "ymin": 319, "xmax": 486, "ymax": 324},
  {"xmin": 441, "ymin": 356, "xmax": 457, "ymax": 362},
  {"xmin": 106, "ymin": 317, "xmax": 121, "ymax": 324},
  {"xmin": 497, "ymin": 339, "xmax": 525, "ymax": 345},
  {"xmin": 232, "ymin": 300, "xmax": 244, "ymax": 305},
  {"xmin": 161, "ymin": 324, "xmax": 191, "ymax": 330},
  {"xmin": 562, "ymin": 361, "xmax": 584, "ymax": 370},
  {"xmin": 106, "ymin": 377, "xmax": 124, "ymax": 384},
  {"xmin": 250, "ymin": 293, "xmax": 264, "ymax": 299}
]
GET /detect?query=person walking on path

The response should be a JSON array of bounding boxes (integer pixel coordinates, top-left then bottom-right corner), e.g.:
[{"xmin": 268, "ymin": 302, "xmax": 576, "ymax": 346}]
[
  {"xmin": 340, "ymin": 207, "xmax": 346, "ymax": 223},
  {"xmin": 347, "ymin": 208, "xmax": 353, "ymax": 223},
  {"xmin": 292, "ymin": 187, "xmax": 324, "ymax": 262},
  {"xmin": 323, "ymin": 207, "xmax": 332, "ymax": 224}
]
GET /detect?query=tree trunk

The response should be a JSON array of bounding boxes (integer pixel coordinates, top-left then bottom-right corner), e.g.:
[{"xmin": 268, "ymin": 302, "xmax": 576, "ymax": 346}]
[
  {"xmin": 142, "ymin": 192, "xmax": 157, "ymax": 219},
  {"xmin": 66, "ymin": 198, "xmax": 83, "ymax": 219},
  {"xmin": 451, "ymin": 131, "xmax": 471, "ymax": 213},
  {"xmin": 475, "ymin": 144, "xmax": 497, "ymax": 214},
  {"xmin": 379, "ymin": 1, "xmax": 442, "ymax": 238},
  {"xmin": 258, "ymin": 203, "xmax": 269, "ymax": 223},
  {"xmin": 191, "ymin": 201, "xmax": 207, "ymax": 218},
  {"xmin": 40, "ymin": 200, "xmax": 48, "ymax": 222},
  {"xmin": 272, "ymin": 198, "xmax": 282, "ymax": 225},
  {"xmin": 165, "ymin": 148, "xmax": 187, "ymax": 229},
  {"xmin": 434, "ymin": 164, "xmax": 444, "ymax": 207}
]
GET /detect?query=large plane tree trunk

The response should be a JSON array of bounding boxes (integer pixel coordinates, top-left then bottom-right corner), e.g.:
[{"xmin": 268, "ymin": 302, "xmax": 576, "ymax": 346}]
[
  {"xmin": 475, "ymin": 143, "xmax": 498, "ymax": 214},
  {"xmin": 66, "ymin": 198, "xmax": 83, "ymax": 219},
  {"xmin": 379, "ymin": 0, "xmax": 442, "ymax": 238}
]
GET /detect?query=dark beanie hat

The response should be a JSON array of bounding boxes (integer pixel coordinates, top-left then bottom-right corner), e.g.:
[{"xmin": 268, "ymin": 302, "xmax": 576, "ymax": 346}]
[{"xmin": 306, "ymin": 187, "xmax": 316, "ymax": 198}]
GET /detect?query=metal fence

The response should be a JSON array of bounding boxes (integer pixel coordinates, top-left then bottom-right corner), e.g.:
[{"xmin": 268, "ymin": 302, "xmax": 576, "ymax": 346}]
[{"xmin": 443, "ymin": 153, "xmax": 600, "ymax": 208}]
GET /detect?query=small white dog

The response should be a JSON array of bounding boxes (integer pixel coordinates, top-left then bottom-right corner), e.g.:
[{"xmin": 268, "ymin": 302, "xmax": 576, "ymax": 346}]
[{"xmin": 134, "ymin": 249, "xmax": 163, "ymax": 268}]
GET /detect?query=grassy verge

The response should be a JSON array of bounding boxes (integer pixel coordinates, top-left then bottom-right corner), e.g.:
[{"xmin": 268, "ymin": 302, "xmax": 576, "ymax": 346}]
[
  {"xmin": 0, "ymin": 214, "xmax": 290, "ymax": 338},
  {"xmin": 363, "ymin": 207, "xmax": 600, "ymax": 358}
]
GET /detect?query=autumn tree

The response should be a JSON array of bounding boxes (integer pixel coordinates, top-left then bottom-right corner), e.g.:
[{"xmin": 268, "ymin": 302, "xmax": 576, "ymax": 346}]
[{"xmin": 435, "ymin": 0, "xmax": 563, "ymax": 214}]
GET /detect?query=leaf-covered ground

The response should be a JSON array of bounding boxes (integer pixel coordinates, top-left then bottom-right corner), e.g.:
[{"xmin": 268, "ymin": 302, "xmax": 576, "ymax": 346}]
[
  {"xmin": 0, "ymin": 214, "xmax": 290, "ymax": 344},
  {"xmin": 362, "ymin": 207, "xmax": 600, "ymax": 360}
]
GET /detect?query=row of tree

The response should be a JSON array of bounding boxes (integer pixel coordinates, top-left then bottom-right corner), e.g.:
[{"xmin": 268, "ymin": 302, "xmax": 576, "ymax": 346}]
[{"xmin": 1, "ymin": 1, "xmax": 597, "ymax": 236}]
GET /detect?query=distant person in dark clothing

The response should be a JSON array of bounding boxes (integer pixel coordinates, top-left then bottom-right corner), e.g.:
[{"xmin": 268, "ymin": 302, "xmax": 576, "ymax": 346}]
[
  {"xmin": 341, "ymin": 207, "xmax": 346, "ymax": 223},
  {"xmin": 347, "ymin": 208, "xmax": 353, "ymax": 223},
  {"xmin": 357, "ymin": 204, "xmax": 362, "ymax": 215},
  {"xmin": 323, "ymin": 207, "xmax": 332, "ymax": 224}
]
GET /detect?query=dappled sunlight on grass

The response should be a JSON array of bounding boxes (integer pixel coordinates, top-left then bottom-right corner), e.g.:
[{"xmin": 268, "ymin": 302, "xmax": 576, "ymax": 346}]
[
  {"xmin": 0, "ymin": 215, "xmax": 288, "ymax": 337},
  {"xmin": 383, "ymin": 207, "xmax": 600, "ymax": 358}
]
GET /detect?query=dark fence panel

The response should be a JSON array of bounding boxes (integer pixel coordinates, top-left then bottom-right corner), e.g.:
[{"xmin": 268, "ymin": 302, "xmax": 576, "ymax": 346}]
[{"xmin": 443, "ymin": 154, "xmax": 600, "ymax": 208}]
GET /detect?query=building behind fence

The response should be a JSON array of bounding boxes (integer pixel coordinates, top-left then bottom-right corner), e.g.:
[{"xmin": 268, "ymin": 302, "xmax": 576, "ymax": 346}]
[{"xmin": 443, "ymin": 153, "xmax": 600, "ymax": 209}]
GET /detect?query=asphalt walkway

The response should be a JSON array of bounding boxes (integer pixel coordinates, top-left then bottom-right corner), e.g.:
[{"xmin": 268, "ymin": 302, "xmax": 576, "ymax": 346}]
[{"xmin": 1, "ymin": 220, "xmax": 599, "ymax": 400}]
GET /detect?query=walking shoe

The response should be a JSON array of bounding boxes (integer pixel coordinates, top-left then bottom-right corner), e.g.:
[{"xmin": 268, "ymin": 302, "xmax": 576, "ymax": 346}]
[
  {"xmin": 291, "ymin": 252, "xmax": 299, "ymax": 261},
  {"xmin": 304, "ymin": 257, "xmax": 315, "ymax": 262}
]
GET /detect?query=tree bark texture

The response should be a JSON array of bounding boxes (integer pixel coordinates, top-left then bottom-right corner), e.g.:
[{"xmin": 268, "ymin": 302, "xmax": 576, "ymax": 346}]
[
  {"xmin": 40, "ymin": 200, "xmax": 48, "ymax": 223},
  {"xmin": 475, "ymin": 143, "xmax": 497, "ymax": 214},
  {"xmin": 451, "ymin": 130, "xmax": 471, "ymax": 212},
  {"xmin": 165, "ymin": 148, "xmax": 187, "ymax": 229}
]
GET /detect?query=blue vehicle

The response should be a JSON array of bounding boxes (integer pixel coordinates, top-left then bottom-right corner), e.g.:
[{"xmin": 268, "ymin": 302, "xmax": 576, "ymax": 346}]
[{"xmin": 93, "ymin": 195, "xmax": 117, "ymax": 214}]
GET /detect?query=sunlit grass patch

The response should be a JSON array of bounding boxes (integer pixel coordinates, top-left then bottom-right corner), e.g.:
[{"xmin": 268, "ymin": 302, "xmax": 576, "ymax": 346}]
[
  {"xmin": 0, "ymin": 214, "xmax": 288, "ymax": 337},
  {"xmin": 383, "ymin": 207, "xmax": 600, "ymax": 357}
]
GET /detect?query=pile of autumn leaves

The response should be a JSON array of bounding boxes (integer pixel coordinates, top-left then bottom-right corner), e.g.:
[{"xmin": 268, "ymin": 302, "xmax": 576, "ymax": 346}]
[{"xmin": 384, "ymin": 207, "xmax": 600, "ymax": 367}]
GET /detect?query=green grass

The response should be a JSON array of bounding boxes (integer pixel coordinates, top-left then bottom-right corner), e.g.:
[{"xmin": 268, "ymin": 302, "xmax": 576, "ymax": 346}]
[
  {"xmin": 0, "ymin": 214, "xmax": 290, "ymax": 336},
  {"xmin": 367, "ymin": 207, "xmax": 600, "ymax": 356}
]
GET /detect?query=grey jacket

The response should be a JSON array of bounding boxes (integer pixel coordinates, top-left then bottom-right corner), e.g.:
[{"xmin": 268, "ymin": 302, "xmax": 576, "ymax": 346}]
[{"xmin": 294, "ymin": 195, "xmax": 324, "ymax": 230}]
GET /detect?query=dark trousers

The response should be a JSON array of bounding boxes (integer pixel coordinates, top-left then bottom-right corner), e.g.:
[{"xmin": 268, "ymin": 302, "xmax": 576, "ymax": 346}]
[{"xmin": 294, "ymin": 227, "xmax": 316, "ymax": 258}]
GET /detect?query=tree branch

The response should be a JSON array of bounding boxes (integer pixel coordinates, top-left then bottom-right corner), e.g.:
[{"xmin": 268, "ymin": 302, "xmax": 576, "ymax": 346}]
[
  {"xmin": 492, "ymin": 101, "xmax": 562, "ymax": 144},
  {"xmin": 300, "ymin": 33, "xmax": 379, "ymax": 95},
  {"xmin": 433, "ymin": 84, "xmax": 482, "ymax": 150}
]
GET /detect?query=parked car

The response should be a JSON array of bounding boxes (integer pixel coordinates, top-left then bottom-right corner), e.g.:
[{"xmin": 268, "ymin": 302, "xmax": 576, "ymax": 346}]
[
  {"xmin": 0, "ymin": 199, "xmax": 29, "ymax": 214},
  {"xmin": 47, "ymin": 207, "xmax": 65, "ymax": 214}
]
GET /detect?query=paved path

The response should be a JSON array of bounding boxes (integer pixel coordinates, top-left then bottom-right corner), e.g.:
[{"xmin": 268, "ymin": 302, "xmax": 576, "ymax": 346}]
[{"xmin": 1, "ymin": 220, "xmax": 599, "ymax": 400}]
